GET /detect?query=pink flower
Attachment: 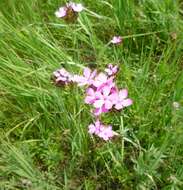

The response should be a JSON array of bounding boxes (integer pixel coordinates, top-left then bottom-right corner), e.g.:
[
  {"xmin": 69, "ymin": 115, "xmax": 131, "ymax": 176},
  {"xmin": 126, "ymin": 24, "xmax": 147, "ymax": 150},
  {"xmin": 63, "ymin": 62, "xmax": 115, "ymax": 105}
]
[
  {"xmin": 88, "ymin": 120, "xmax": 116, "ymax": 141},
  {"xmin": 53, "ymin": 68, "xmax": 72, "ymax": 85},
  {"xmin": 111, "ymin": 36, "xmax": 122, "ymax": 44},
  {"xmin": 85, "ymin": 87, "xmax": 111, "ymax": 115},
  {"xmin": 85, "ymin": 88, "xmax": 96, "ymax": 104},
  {"xmin": 93, "ymin": 86, "xmax": 116, "ymax": 110},
  {"xmin": 88, "ymin": 120, "xmax": 104, "ymax": 135},
  {"xmin": 93, "ymin": 72, "xmax": 115, "ymax": 90},
  {"xmin": 84, "ymin": 72, "xmax": 118, "ymax": 115},
  {"xmin": 91, "ymin": 86, "xmax": 117, "ymax": 116},
  {"xmin": 93, "ymin": 107, "xmax": 108, "ymax": 116},
  {"xmin": 68, "ymin": 2, "xmax": 84, "ymax": 12},
  {"xmin": 98, "ymin": 125, "xmax": 115, "ymax": 141},
  {"xmin": 92, "ymin": 73, "xmax": 107, "ymax": 87},
  {"xmin": 73, "ymin": 67, "xmax": 97, "ymax": 86},
  {"xmin": 105, "ymin": 64, "xmax": 118, "ymax": 76},
  {"xmin": 55, "ymin": 2, "xmax": 84, "ymax": 19},
  {"xmin": 114, "ymin": 89, "xmax": 133, "ymax": 110},
  {"xmin": 55, "ymin": 7, "xmax": 67, "ymax": 18}
]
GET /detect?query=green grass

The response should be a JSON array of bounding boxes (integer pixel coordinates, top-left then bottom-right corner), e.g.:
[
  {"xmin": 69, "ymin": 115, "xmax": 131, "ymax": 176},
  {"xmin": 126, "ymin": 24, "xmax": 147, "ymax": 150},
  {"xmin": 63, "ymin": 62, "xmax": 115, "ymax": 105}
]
[{"xmin": 0, "ymin": 0, "xmax": 183, "ymax": 189}]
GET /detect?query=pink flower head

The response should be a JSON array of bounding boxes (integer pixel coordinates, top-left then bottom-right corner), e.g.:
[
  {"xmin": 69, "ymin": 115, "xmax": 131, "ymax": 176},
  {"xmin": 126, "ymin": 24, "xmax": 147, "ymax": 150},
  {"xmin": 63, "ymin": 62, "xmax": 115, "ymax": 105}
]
[
  {"xmin": 92, "ymin": 86, "xmax": 117, "ymax": 116},
  {"xmin": 53, "ymin": 68, "xmax": 72, "ymax": 85},
  {"xmin": 105, "ymin": 64, "xmax": 119, "ymax": 76},
  {"xmin": 114, "ymin": 89, "xmax": 133, "ymax": 110},
  {"xmin": 98, "ymin": 125, "xmax": 115, "ymax": 141},
  {"xmin": 88, "ymin": 120, "xmax": 116, "ymax": 141},
  {"xmin": 93, "ymin": 106, "xmax": 108, "ymax": 116},
  {"xmin": 88, "ymin": 120, "xmax": 104, "ymax": 135},
  {"xmin": 111, "ymin": 36, "xmax": 122, "ymax": 44},
  {"xmin": 93, "ymin": 86, "xmax": 116, "ymax": 109},
  {"xmin": 73, "ymin": 67, "xmax": 97, "ymax": 86},
  {"xmin": 93, "ymin": 72, "xmax": 115, "ymax": 90},
  {"xmin": 55, "ymin": 2, "xmax": 84, "ymax": 19},
  {"xmin": 85, "ymin": 88, "xmax": 96, "ymax": 104},
  {"xmin": 55, "ymin": 7, "xmax": 67, "ymax": 18},
  {"xmin": 68, "ymin": 2, "xmax": 84, "ymax": 12}
]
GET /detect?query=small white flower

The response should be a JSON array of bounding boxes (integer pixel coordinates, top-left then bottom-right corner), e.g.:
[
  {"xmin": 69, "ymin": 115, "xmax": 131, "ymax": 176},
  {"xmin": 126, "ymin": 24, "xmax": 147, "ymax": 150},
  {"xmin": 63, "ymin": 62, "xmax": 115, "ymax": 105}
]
[{"xmin": 173, "ymin": 101, "xmax": 180, "ymax": 109}]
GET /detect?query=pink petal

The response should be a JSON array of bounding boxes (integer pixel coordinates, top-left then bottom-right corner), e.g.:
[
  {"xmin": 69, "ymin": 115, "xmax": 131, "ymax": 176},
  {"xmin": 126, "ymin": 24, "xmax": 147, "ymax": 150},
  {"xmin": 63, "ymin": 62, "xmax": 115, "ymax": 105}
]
[
  {"xmin": 93, "ymin": 73, "xmax": 107, "ymax": 87},
  {"xmin": 88, "ymin": 124, "xmax": 96, "ymax": 134},
  {"xmin": 115, "ymin": 103, "xmax": 123, "ymax": 110},
  {"xmin": 113, "ymin": 65, "xmax": 118, "ymax": 72},
  {"xmin": 59, "ymin": 68, "xmax": 68, "ymax": 75},
  {"xmin": 83, "ymin": 67, "xmax": 91, "ymax": 78},
  {"xmin": 53, "ymin": 71, "xmax": 60, "ymax": 78},
  {"xmin": 98, "ymin": 126, "xmax": 114, "ymax": 141},
  {"xmin": 105, "ymin": 68, "xmax": 112, "ymax": 75},
  {"xmin": 119, "ymin": 89, "xmax": 128, "ymax": 100},
  {"xmin": 97, "ymin": 73, "xmax": 107, "ymax": 82},
  {"xmin": 108, "ymin": 64, "xmax": 113, "ymax": 68},
  {"xmin": 108, "ymin": 92, "xmax": 118, "ymax": 104},
  {"xmin": 85, "ymin": 96, "xmax": 94, "ymax": 104},
  {"xmin": 110, "ymin": 86, "xmax": 118, "ymax": 94},
  {"xmin": 75, "ymin": 76, "xmax": 88, "ymax": 86},
  {"xmin": 104, "ymin": 100, "xmax": 113, "ymax": 110},
  {"xmin": 111, "ymin": 36, "xmax": 122, "ymax": 44},
  {"xmin": 95, "ymin": 120, "xmax": 101, "ymax": 127},
  {"xmin": 93, "ymin": 80, "xmax": 102, "ymax": 88},
  {"xmin": 93, "ymin": 106, "xmax": 108, "ymax": 116},
  {"xmin": 122, "ymin": 99, "xmax": 133, "ymax": 107},
  {"xmin": 95, "ymin": 91, "xmax": 103, "ymax": 99},
  {"xmin": 55, "ymin": 7, "xmax": 67, "ymax": 18},
  {"xmin": 86, "ymin": 88, "xmax": 95, "ymax": 96},
  {"xmin": 105, "ymin": 77, "xmax": 115, "ymax": 88},
  {"xmin": 56, "ymin": 76, "xmax": 67, "ymax": 82},
  {"xmin": 93, "ymin": 108, "xmax": 102, "ymax": 116},
  {"xmin": 100, "ymin": 135, "xmax": 109, "ymax": 141},
  {"xmin": 105, "ymin": 65, "xmax": 118, "ymax": 76},
  {"xmin": 71, "ymin": 3, "xmax": 84, "ymax": 12},
  {"xmin": 102, "ymin": 86, "xmax": 111, "ymax": 97},
  {"xmin": 90, "ymin": 70, "xmax": 97, "ymax": 79},
  {"xmin": 101, "ymin": 106, "xmax": 108, "ymax": 113}
]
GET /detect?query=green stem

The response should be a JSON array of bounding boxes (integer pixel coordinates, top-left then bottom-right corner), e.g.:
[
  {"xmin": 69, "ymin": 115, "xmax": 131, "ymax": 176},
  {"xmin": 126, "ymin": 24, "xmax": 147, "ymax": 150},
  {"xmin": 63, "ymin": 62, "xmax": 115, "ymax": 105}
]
[{"xmin": 120, "ymin": 116, "xmax": 124, "ymax": 162}]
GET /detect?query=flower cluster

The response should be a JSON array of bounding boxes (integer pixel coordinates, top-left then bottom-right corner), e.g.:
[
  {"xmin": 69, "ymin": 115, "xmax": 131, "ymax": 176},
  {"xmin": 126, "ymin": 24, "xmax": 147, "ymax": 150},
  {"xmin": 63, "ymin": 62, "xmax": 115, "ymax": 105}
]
[
  {"xmin": 53, "ymin": 64, "xmax": 133, "ymax": 141},
  {"xmin": 55, "ymin": 2, "xmax": 123, "ymax": 45},
  {"xmin": 110, "ymin": 36, "xmax": 122, "ymax": 44},
  {"xmin": 53, "ymin": 68, "xmax": 72, "ymax": 85},
  {"xmin": 88, "ymin": 120, "xmax": 117, "ymax": 141},
  {"xmin": 54, "ymin": 2, "xmax": 128, "ymax": 141},
  {"xmin": 55, "ymin": 2, "xmax": 84, "ymax": 22}
]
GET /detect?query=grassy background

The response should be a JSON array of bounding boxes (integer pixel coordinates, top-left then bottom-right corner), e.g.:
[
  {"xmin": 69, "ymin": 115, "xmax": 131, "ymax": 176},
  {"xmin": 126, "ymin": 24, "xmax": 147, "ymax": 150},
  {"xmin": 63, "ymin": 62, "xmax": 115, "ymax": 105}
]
[{"xmin": 0, "ymin": 0, "xmax": 183, "ymax": 189}]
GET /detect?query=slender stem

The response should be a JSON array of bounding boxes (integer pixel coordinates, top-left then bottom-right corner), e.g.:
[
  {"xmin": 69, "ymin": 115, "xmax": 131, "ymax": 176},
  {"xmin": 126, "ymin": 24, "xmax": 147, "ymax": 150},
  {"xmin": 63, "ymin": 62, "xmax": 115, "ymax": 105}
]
[{"xmin": 120, "ymin": 116, "xmax": 124, "ymax": 162}]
